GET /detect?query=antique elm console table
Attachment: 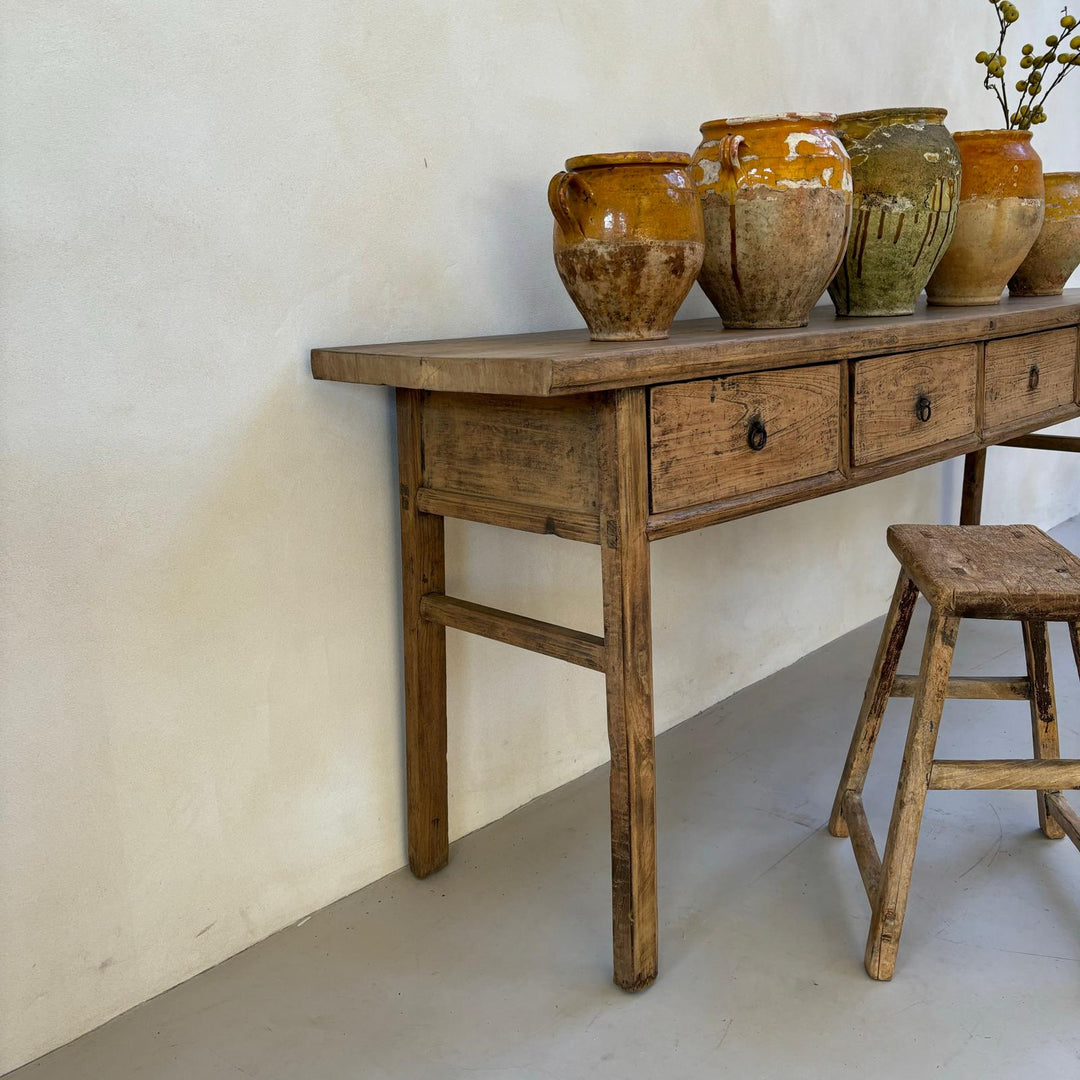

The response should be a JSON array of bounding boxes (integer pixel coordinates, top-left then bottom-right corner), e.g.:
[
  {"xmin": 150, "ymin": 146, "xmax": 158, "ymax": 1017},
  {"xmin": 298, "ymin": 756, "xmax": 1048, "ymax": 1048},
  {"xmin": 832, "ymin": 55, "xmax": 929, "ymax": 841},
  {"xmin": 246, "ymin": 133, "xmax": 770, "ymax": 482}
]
[{"xmin": 312, "ymin": 291, "xmax": 1080, "ymax": 991}]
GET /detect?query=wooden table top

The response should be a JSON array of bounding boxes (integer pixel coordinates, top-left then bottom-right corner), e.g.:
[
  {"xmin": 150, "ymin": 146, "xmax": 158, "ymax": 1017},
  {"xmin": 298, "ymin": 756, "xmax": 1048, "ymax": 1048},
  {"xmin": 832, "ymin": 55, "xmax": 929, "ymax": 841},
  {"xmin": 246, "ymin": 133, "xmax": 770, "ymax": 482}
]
[{"xmin": 311, "ymin": 291, "xmax": 1080, "ymax": 398}]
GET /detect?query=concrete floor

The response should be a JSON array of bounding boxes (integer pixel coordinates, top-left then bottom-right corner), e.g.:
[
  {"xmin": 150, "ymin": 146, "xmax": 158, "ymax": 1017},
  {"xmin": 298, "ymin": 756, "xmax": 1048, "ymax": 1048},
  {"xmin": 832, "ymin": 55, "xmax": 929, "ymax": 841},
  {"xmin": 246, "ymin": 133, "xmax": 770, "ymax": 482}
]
[{"xmin": 14, "ymin": 523, "xmax": 1080, "ymax": 1079}]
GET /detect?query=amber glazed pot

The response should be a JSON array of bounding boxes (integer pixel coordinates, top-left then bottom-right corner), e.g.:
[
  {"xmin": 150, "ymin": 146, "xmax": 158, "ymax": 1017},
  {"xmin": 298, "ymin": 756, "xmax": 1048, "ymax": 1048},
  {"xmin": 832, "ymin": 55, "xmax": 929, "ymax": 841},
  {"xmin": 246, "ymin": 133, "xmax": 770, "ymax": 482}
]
[
  {"xmin": 548, "ymin": 151, "xmax": 705, "ymax": 341},
  {"xmin": 1009, "ymin": 172, "xmax": 1080, "ymax": 297},
  {"xmin": 926, "ymin": 129, "xmax": 1044, "ymax": 306},
  {"xmin": 691, "ymin": 113, "xmax": 852, "ymax": 329},
  {"xmin": 829, "ymin": 107, "xmax": 960, "ymax": 317}
]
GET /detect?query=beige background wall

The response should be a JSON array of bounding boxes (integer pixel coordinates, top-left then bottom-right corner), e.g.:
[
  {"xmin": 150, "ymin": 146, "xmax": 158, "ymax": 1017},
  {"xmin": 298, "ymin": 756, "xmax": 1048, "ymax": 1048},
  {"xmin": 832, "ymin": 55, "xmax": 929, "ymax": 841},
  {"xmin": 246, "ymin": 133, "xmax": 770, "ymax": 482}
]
[{"xmin": 3, "ymin": 0, "xmax": 1079, "ymax": 1071}]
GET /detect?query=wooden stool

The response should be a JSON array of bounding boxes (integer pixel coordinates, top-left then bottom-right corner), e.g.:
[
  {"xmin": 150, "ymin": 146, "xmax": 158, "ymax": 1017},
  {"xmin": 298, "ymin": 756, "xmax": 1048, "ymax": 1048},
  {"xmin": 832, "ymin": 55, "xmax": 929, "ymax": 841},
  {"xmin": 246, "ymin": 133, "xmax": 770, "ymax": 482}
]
[{"xmin": 830, "ymin": 524, "xmax": 1080, "ymax": 980}]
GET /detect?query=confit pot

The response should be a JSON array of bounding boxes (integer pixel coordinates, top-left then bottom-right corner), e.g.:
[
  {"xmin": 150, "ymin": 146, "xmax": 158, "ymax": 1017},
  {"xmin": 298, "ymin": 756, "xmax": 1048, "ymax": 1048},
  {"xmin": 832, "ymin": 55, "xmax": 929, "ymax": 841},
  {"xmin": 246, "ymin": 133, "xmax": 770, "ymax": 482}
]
[
  {"xmin": 829, "ymin": 107, "xmax": 960, "ymax": 317},
  {"xmin": 690, "ymin": 112, "xmax": 852, "ymax": 328},
  {"xmin": 1009, "ymin": 171, "xmax": 1080, "ymax": 297},
  {"xmin": 548, "ymin": 151, "xmax": 705, "ymax": 341},
  {"xmin": 926, "ymin": 129, "xmax": 1044, "ymax": 306}
]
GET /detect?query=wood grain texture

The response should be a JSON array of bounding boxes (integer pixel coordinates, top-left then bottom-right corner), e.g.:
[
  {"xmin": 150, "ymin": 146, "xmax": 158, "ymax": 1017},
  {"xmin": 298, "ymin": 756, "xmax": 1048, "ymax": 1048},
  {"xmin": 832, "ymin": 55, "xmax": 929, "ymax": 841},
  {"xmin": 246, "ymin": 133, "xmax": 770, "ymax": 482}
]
[
  {"xmin": 983, "ymin": 328, "xmax": 1079, "ymax": 435},
  {"xmin": 649, "ymin": 366, "xmax": 841, "ymax": 512},
  {"xmin": 891, "ymin": 674, "xmax": 1031, "ymax": 699},
  {"xmin": 928, "ymin": 759, "xmax": 1080, "ymax": 789},
  {"xmin": 415, "ymin": 488, "xmax": 600, "ymax": 544},
  {"xmin": 396, "ymin": 389, "xmax": 449, "ymax": 878},
  {"xmin": 1046, "ymin": 792, "xmax": 1080, "ymax": 851},
  {"xmin": 959, "ymin": 449, "xmax": 986, "ymax": 525},
  {"xmin": 419, "ymin": 594, "xmax": 605, "ymax": 671},
  {"xmin": 312, "ymin": 293, "xmax": 1080, "ymax": 398},
  {"xmin": 865, "ymin": 609, "xmax": 958, "ymax": 981},
  {"xmin": 1001, "ymin": 433, "xmax": 1080, "ymax": 452},
  {"xmin": 1022, "ymin": 620, "xmax": 1065, "ymax": 838},
  {"xmin": 851, "ymin": 344, "xmax": 978, "ymax": 466},
  {"xmin": 421, "ymin": 392, "xmax": 599, "ymax": 513},
  {"xmin": 599, "ymin": 388, "xmax": 658, "ymax": 991},
  {"xmin": 887, "ymin": 524, "xmax": 1080, "ymax": 619},
  {"xmin": 842, "ymin": 791, "xmax": 882, "ymax": 903},
  {"xmin": 829, "ymin": 572, "xmax": 919, "ymax": 837}
]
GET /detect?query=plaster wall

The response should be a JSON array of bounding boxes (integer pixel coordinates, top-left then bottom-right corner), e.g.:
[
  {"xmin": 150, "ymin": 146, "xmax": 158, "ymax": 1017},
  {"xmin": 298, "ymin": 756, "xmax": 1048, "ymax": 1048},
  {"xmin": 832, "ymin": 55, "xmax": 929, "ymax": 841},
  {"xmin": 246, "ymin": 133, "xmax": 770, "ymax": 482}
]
[{"xmin": 2, "ymin": 0, "xmax": 1079, "ymax": 1070}]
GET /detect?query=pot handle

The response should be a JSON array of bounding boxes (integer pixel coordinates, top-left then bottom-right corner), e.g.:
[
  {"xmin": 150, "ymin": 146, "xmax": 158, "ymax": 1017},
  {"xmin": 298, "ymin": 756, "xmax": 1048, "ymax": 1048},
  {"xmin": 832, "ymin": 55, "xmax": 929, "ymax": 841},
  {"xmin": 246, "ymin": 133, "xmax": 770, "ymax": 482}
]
[
  {"xmin": 547, "ymin": 171, "xmax": 590, "ymax": 240},
  {"xmin": 717, "ymin": 133, "xmax": 746, "ymax": 173}
]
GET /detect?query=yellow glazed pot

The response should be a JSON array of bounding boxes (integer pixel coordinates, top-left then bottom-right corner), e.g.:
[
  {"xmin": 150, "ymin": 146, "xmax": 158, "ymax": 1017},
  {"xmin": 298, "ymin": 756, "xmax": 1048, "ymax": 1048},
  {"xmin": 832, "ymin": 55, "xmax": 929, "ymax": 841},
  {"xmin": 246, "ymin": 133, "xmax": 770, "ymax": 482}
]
[
  {"xmin": 926, "ymin": 129, "xmax": 1044, "ymax": 306},
  {"xmin": 548, "ymin": 151, "xmax": 705, "ymax": 341},
  {"xmin": 1009, "ymin": 172, "xmax": 1080, "ymax": 297},
  {"xmin": 691, "ymin": 113, "xmax": 852, "ymax": 328}
]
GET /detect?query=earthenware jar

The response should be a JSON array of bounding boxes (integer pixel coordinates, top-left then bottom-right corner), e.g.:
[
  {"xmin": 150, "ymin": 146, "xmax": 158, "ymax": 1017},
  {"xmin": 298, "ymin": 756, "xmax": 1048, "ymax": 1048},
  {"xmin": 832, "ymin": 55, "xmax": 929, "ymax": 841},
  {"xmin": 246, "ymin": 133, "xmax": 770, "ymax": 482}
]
[
  {"xmin": 926, "ymin": 130, "xmax": 1044, "ymax": 306},
  {"xmin": 691, "ymin": 113, "xmax": 852, "ymax": 328},
  {"xmin": 548, "ymin": 151, "xmax": 705, "ymax": 341},
  {"xmin": 829, "ymin": 108, "xmax": 960, "ymax": 317},
  {"xmin": 1009, "ymin": 172, "xmax": 1080, "ymax": 296}
]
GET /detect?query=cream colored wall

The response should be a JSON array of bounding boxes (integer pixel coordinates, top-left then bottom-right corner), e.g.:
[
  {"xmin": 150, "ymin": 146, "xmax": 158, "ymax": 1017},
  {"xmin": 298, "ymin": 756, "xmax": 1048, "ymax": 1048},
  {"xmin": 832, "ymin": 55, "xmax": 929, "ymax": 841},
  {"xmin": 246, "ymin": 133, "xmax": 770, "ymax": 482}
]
[{"xmin": 3, "ymin": 0, "xmax": 1079, "ymax": 1071}]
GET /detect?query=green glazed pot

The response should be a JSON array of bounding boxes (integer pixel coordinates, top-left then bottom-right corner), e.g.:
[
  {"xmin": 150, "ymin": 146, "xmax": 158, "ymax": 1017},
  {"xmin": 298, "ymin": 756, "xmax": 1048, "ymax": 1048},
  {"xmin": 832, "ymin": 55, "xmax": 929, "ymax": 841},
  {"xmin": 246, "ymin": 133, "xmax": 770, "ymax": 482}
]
[{"xmin": 829, "ymin": 107, "xmax": 961, "ymax": 317}]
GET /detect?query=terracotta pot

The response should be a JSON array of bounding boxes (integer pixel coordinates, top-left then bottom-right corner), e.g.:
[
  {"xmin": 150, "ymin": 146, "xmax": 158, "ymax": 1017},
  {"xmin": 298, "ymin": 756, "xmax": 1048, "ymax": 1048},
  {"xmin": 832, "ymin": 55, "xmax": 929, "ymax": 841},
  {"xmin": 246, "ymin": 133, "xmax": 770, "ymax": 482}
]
[
  {"xmin": 926, "ymin": 129, "xmax": 1044, "ymax": 306},
  {"xmin": 690, "ymin": 112, "xmax": 852, "ymax": 329},
  {"xmin": 1009, "ymin": 171, "xmax": 1080, "ymax": 297},
  {"xmin": 548, "ymin": 151, "xmax": 705, "ymax": 341},
  {"xmin": 829, "ymin": 107, "xmax": 960, "ymax": 317}
]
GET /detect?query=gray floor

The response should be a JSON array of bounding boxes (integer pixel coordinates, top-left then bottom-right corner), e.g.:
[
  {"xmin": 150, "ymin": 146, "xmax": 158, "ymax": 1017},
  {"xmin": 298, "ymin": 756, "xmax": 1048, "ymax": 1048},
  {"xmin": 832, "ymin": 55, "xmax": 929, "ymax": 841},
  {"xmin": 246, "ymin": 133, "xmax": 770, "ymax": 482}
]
[{"xmin": 15, "ymin": 523, "xmax": 1080, "ymax": 1079}]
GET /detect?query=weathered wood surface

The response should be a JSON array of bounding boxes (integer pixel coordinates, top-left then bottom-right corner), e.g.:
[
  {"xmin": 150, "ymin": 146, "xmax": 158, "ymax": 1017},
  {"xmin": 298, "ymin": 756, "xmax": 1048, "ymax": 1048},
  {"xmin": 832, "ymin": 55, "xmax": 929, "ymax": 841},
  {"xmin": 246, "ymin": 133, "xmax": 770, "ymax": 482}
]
[
  {"xmin": 851, "ymin": 344, "xmax": 978, "ymax": 466},
  {"xmin": 1023, "ymin": 620, "xmax": 1065, "ymax": 838},
  {"xmin": 887, "ymin": 524, "xmax": 1080, "ymax": 620},
  {"xmin": 421, "ymin": 392, "xmax": 599, "ymax": 513},
  {"xmin": 312, "ymin": 292, "xmax": 1080, "ymax": 397},
  {"xmin": 890, "ymin": 674, "xmax": 1031, "ymax": 700},
  {"xmin": 649, "ymin": 366, "xmax": 841, "ymax": 512},
  {"xmin": 1002, "ymin": 433, "xmax": 1080, "ymax": 452},
  {"xmin": 420, "ymin": 594, "xmax": 605, "ymax": 671},
  {"xmin": 396, "ymin": 389, "xmax": 449, "ymax": 878},
  {"xmin": 1046, "ymin": 792, "xmax": 1080, "ymax": 851},
  {"xmin": 842, "ymin": 791, "xmax": 882, "ymax": 903},
  {"xmin": 928, "ymin": 759, "xmax": 1080, "ymax": 789},
  {"xmin": 599, "ymin": 388, "xmax": 658, "ymax": 991},
  {"xmin": 959, "ymin": 449, "xmax": 986, "ymax": 525},
  {"xmin": 866, "ymin": 610, "xmax": 958, "ymax": 981},
  {"xmin": 415, "ymin": 488, "xmax": 600, "ymax": 544},
  {"xmin": 983, "ymin": 327, "xmax": 1079, "ymax": 434},
  {"xmin": 829, "ymin": 572, "xmax": 919, "ymax": 838}
]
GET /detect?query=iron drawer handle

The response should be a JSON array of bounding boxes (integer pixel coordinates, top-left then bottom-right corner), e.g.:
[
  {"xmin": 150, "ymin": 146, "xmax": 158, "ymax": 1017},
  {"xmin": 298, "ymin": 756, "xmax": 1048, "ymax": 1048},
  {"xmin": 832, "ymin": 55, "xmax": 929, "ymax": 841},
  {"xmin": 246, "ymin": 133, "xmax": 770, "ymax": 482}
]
[
  {"xmin": 915, "ymin": 395, "xmax": 932, "ymax": 423},
  {"xmin": 1029, "ymin": 364, "xmax": 1040, "ymax": 391},
  {"xmin": 747, "ymin": 417, "xmax": 767, "ymax": 451}
]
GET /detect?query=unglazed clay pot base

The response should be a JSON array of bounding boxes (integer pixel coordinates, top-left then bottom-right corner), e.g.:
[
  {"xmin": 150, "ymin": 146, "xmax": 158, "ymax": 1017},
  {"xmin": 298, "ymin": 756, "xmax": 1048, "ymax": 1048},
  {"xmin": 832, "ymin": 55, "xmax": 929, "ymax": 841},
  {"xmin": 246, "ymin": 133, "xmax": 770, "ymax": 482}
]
[
  {"xmin": 1009, "ymin": 172, "xmax": 1080, "ymax": 298},
  {"xmin": 926, "ymin": 129, "xmax": 1044, "ymax": 307},
  {"xmin": 691, "ymin": 113, "xmax": 853, "ymax": 329},
  {"xmin": 554, "ymin": 239, "xmax": 706, "ymax": 340},
  {"xmin": 829, "ymin": 108, "xmax": 960, "ymax": 317},
  {"xmin": 548, "ymin": 151, "xmax": 705, "ymax": 341}
]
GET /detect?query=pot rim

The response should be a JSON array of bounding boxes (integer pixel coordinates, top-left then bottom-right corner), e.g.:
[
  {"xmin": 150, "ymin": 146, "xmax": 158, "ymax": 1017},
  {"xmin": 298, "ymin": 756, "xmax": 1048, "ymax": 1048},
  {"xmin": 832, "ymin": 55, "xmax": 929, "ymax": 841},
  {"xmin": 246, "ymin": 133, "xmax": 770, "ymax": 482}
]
[
  {"xmin": 564, "ymin": 150, "xmax": 692, "ymax": 170},
  {"xmin": 952, "ymin": 128, "xmax": 1034, "ymax": 141},
  {"xmin": 699, "ymin": 111, "xmax": 838, "ymax": 134},
  {"xmin": 836, "ymin": 106, "xmax": 948, "ymax": 124},
  {"xmin": 1045, "ymin": 170, "xmax": 1080, "ymax": 179}
]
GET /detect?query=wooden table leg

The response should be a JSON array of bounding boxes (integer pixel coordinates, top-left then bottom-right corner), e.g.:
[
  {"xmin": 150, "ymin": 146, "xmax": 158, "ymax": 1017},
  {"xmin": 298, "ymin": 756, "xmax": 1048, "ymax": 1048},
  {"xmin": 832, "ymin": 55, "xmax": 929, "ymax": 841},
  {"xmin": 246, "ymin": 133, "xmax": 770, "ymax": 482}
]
[
  {"xmin": 396, "ymin": 388, "xmax": 449, "ymax": 878},
  {"xmin": 1022, "ymin": 620, "xmax": 1066, "ymax": 840},
  {"xmin": 959, "ymin": 449, "xmax": 986, "ymax": 525},
  {"xmin": 599, "ymin": 387, "xmax": 658, "ymax": 991}
]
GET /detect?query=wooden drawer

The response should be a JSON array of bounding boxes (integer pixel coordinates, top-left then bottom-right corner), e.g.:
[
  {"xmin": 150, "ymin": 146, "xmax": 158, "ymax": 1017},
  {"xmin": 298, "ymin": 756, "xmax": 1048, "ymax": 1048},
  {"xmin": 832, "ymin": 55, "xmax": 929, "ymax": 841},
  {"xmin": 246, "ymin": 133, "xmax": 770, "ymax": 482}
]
[
  {"xmin": 649, "ymin": 366, "xmax": 841, "ymax": 512},
  {"xmin": 852, "ymin": 344, "xmax": 977, "ymax": 467},
  {"xmin": 983, "ymin": 328, "xmax": 1078, "ymax": 434}
]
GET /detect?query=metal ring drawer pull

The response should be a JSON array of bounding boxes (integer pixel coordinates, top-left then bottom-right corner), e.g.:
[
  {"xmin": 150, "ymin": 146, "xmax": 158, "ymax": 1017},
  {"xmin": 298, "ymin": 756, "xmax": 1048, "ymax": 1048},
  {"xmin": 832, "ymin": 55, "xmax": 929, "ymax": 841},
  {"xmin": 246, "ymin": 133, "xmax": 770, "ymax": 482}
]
[
  {"xmin": 1029, "ymin": 364, "xmax": 1040, "ymax": 391},
  {"xmin": 915, "ymin": 395, "xmax": 932, "ymax": 423},
  {"xmin": 747, "ymin": 417, "xmax": 767, "ymax": 451}
]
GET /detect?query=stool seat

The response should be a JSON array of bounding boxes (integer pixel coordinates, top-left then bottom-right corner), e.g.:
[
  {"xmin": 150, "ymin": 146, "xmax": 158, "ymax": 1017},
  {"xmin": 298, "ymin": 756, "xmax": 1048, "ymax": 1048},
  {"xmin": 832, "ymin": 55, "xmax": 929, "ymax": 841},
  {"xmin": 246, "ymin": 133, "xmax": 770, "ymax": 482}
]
[{"xmin": 887, "ymin": 524, "xmax": 1080, "ymax": 620}]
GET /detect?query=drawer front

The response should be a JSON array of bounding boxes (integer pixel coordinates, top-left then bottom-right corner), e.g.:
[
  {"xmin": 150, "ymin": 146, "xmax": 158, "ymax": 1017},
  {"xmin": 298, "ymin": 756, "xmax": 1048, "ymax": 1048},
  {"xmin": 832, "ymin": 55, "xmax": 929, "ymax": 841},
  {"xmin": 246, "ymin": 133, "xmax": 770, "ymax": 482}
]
[
  {"xmin": 983, "ymin": 328, "xmax": 1078, "ymax": 433},
  {"xmin": 852, "ymin": 344, "xmax": 977, "ymax": 467},
  {"xmin": 649, "ymin": 366, "xmax": 841, "ymax": 512}
]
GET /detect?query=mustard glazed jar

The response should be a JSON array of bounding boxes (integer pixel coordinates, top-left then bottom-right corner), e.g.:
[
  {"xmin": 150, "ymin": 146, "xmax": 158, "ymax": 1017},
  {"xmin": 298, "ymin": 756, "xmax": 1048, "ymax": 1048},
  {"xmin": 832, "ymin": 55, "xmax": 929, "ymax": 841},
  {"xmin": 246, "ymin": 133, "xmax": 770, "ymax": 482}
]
[
  {"xmin": 548, "ymin": 151, "xmax": 705, "ymax": 341},
  {"xmin": 1009, "ymin": 172, "xmax": 1080, "ymax": 297},
  {"xmin": 691, "ymin": 113, "xmax": 853, "ymax": 328}
]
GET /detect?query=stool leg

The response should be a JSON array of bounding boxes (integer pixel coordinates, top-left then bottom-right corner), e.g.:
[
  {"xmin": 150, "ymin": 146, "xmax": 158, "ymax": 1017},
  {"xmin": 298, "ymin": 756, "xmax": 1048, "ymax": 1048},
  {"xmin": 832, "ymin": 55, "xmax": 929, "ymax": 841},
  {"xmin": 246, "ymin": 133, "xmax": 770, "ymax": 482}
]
[
  {"xmin": 866, "ymin": 608, "xmax": 958, "ymax": 981},
  {"xmin": 1024, "ymin": 620, "xmax": 1065, "ymax": 840},
  {"xmin": 829, "ymin": 572, "xmax": 919, "ymax": 837}
]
